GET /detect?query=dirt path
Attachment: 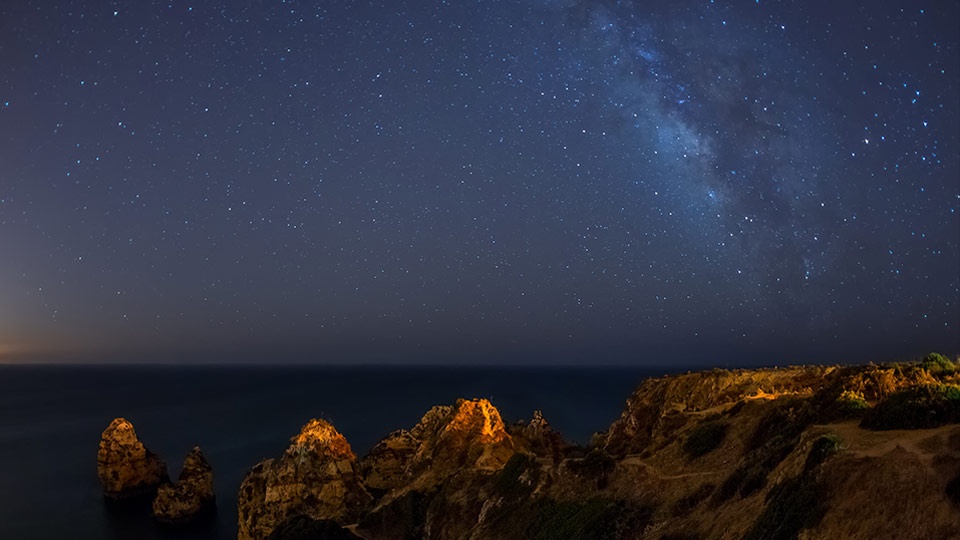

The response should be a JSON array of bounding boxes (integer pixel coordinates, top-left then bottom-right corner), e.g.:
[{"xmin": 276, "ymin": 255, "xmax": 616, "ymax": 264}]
[{"xmin": 815, "ymin": 421, "xmax": 960, "ymax": 465}]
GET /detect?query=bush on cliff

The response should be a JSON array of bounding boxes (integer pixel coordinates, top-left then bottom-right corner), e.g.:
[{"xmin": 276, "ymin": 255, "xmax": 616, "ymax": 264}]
[
  {"xmin": 835, "ymin": 390, "xmax": 870, "ymax": 417},
  {"xmin": 494, "ymin": 453, "xmax": 536, "ymax": 499},
  {"xmin": 682, "ymin": 420, "xmax": 728, "ymax": 459},
  {"xmin": 860, "ymin": 383, "xmax": 960, "ymax": 430},
  {"xmin": 923, "ymin": 352, "xmax": 957, "ymax": 373}
]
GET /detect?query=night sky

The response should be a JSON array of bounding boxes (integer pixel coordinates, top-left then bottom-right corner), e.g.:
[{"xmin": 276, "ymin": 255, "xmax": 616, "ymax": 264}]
[{"xmin": 1, "ymin": 1, "xmax": 957, "ymax": 365}]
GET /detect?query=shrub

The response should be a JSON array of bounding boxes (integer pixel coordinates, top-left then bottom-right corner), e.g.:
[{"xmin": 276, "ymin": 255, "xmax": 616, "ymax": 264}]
[
  {"xmin": 494, "ymin": 453, "xmax": 535, "ymax": 498},
  {"xmin": 860, "ymin": 384, "xmax": 960, "ymax": 430},
  {"xmin": 923, "ymin": 352, "xmax": 955, "ymax": 373},
  {"xmin": 803, "ymin": 435, "xmax": 842, "ymax": 474},
  {"xmin": 835, "ymin": 390, "xmax": 870, "ymax": 416},
  {"xmin": 683, "ymin": 421, "xmax": 728, "ymax": 459}
]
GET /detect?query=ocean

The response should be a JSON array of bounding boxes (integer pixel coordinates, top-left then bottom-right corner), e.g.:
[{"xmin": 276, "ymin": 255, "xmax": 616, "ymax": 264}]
[{"xmin": 0, "ymin": 364, "xmax": 671, "ymax": 539}]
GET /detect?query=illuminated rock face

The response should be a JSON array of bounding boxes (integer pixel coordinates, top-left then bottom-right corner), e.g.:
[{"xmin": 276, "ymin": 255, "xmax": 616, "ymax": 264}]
[
  {"xmin": 97, "ymin": 418, "xmax": 168, "ymax": 501},
  {"xmin": 237, "ymin": 419, "xmax": 372, "ymax": 540},
  {"xmin": 152, "ymin": 446, "xmax": 215, "ymax": 524},
  {"xmin": 420, "ymin": 398, "xmax": 515, "ymax": 472},
  {"xmin": 359, "ymin": 399, "xmax": 516, "ymax": 496},
  {"xmin": 604, "ymin": 366, "xmax": 833, "ymax": 455}
]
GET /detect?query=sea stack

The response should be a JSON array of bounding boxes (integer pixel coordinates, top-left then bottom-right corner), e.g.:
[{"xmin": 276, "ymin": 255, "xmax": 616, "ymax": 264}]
[
  {"xmin": 97, "ymin": 417, "xmax": 169, "ymax": 501},
  {"xmin": 237, "ymin": 419, "xmax": 372, "ymax": 540},
  {"xmin": 152, "ymin": 446, "xmax": 216, "ymax": 524}
]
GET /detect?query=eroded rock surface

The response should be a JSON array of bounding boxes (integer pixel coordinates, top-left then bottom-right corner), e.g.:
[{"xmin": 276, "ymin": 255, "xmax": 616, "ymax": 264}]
[
  {"xmin": 152, "ymin": 446, "xmax": 216, "ymax": 524},
  {"xmin": 237, "ymin": 419, "xmax": 372, "ymax": 540},
  {"xmin": 97, "ymin": 417, "xmax": 168, "ymax": 501}
]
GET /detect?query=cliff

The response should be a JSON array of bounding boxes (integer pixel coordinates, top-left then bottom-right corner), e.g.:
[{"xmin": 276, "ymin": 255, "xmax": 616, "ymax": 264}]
[
  {"xmin": 237, "ymin": 419, "xmax": 372, "ymax": 540},
  {"xmin": 239, "ymin": 357, "xmax": 960, "ymax": 540}
]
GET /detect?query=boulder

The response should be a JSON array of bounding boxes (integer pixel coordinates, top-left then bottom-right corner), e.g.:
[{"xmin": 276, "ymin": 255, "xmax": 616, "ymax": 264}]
[
  {"xmin": 237, "ymin": 419, "xmax": 372, "ymax": 540},
  {"xmin": 97, "ymin": 417, "xmax": 168, "ymax": 501},
  {"xmin": 152, "ymin": 446, "xmax": 216, "ymax": 524}
]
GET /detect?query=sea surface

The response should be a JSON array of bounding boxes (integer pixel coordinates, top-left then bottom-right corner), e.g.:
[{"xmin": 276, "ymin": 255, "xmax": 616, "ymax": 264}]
[{"xmin": 0, "ymin": 364, "xmax": 676, "ymax": 539}]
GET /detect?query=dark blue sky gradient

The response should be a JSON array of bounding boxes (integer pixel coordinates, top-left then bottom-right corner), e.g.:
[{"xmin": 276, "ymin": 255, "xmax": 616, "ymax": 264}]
[{"xmin": 1, "ymin": 1, "xmax": 957, "ymax": 364}]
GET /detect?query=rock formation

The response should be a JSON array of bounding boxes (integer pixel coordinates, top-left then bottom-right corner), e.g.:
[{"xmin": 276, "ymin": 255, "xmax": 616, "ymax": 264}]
[
  {"xmin": 237, "ymin": 419, "xmax": 372, "ymax": 540},
  {"xmin": 97, "ymin": 417, "xmax": 168, "ymax": 501},
  {"xmin": 358, "ymin": 429, "xmax": 419, "ymax": 493},
  {"xmin": 232, "ymin": 358, "xmax": 960, "ymax": 539},
  {"xmin": 152, "ymin": 446, "xmax": 216, "ymax": 524}
]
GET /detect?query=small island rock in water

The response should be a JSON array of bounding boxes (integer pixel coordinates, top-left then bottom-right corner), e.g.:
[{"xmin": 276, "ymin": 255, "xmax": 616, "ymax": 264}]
[
  {"xmin": 97, "ymin": 417, "xmax": 169, "ymax": 501},
  {"xmin": 152, "ymin": 446, "xmax": 216, "ymax": 524}
]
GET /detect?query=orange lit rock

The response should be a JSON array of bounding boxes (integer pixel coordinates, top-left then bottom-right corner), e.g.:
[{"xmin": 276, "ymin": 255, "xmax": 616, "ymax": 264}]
[
  {"xmin": 427, "ymin": 398, "xmax": 515, "ymax": 471},
  {"xmin": 237, "ymin": 419, "xmax": 371, "ymax": 540},
  {"xmin": 97, "ymin": 417, "xmax": 168, "ymax": 501},
  {"xmin": 152, "ymin": 446, "xmax": 215, "ymax": 524}
]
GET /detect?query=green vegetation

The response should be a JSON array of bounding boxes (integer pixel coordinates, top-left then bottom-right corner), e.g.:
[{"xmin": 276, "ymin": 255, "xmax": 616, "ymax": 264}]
[
  {"xmin": 803, "ymin": 435, "xmax": 842, "ymax": 474},
  {"xmin": 682, "ymin": 420, "xmax": 728, "ymax": 459},
  {"xmin": 922, "ymin": 352, "xmax": 957, "ymax": 373},
  {"xmin": 860, "ymin": 383, "xmax": 960, "ymax": 430},
  {"xmin": 835, "ymin": 390, "xmax": 870, "ymax": 416}
]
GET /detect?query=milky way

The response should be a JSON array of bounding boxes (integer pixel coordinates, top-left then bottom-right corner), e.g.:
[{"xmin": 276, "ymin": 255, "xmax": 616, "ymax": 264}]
[{"xmin": 0, "ymin": 1, "xmax": 957, "ymax": 364}]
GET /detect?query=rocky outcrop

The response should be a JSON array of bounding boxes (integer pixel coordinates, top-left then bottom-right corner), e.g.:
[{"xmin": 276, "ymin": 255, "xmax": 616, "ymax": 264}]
[
  {"xmin": 604, "ymin": 366, "xmax": 832, "ymax": 455},
  {"xmin": 97, "ymin": 417, "xmax": 168, "ymax": 501},
  {"xmin": 236, "ymin": 359, "xmax": 960, "ymax": 540},
  {"xmin": 517, "ymin": 410, "xmax": 568, "ymax": 464},
  {"xmin": 237, "ymin": 419, "xmax": 372, "ymax": 540},
  {"xmin": 152, "ymin": 446, "xmax": 215, "ymax": 524},
  {"xmin": 358, "ymin": 429, "xmax": 418, "ymax": 493},
  {"xmin": 413, "ymin": 398, "xmax": 516, "ymax": 474},
  {"xmin": 355, "ymin": 399, "xmax": 518, "ymax": 540}
]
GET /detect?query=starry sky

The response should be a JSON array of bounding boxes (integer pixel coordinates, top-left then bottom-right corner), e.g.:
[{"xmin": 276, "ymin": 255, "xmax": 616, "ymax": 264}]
[{"xmin": 0, "ymin": 0, "xmax": 957, "ymax": 365}]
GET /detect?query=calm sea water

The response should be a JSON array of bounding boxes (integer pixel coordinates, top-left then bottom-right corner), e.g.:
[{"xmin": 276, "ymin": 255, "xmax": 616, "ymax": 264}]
[{"xmin": 0, "ymin": 364, "xmax": 672, "ymax": 539}]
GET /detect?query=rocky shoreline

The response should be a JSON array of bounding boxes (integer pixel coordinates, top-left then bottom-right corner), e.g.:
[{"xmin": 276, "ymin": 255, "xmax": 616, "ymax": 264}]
[{"xmin": 98, "ymin": 355, "xmax": 960, "ymax": 539}]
